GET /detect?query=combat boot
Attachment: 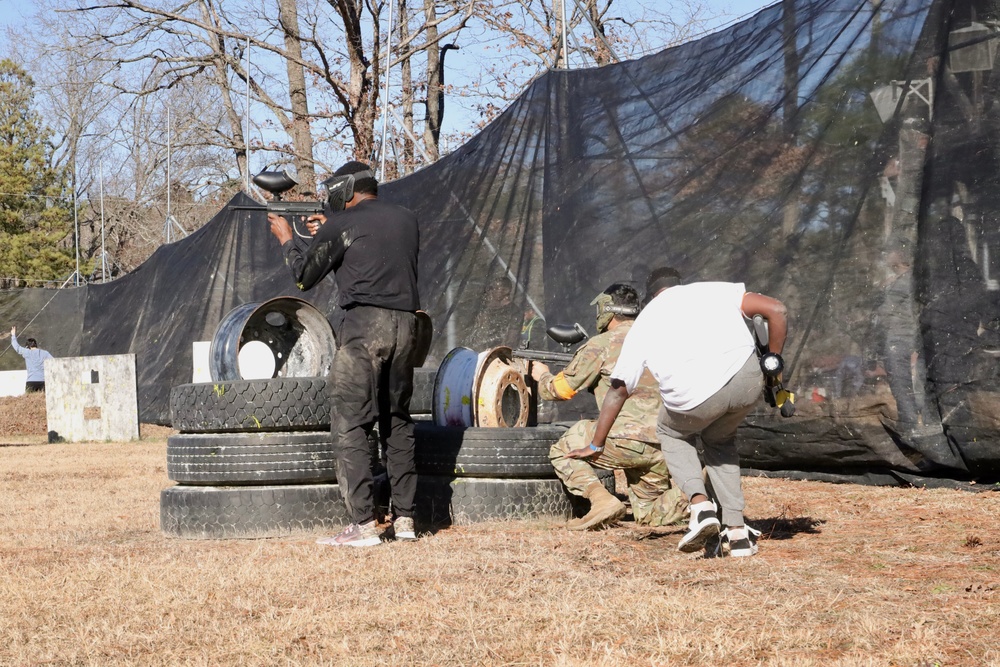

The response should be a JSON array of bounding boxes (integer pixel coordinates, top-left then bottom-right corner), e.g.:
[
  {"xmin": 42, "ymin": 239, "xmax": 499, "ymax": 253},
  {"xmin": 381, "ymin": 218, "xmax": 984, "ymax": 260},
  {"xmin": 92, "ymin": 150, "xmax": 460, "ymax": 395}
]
[{"xmin": 566, "ymin": 482, "xmax": 626, "ymax": 531}]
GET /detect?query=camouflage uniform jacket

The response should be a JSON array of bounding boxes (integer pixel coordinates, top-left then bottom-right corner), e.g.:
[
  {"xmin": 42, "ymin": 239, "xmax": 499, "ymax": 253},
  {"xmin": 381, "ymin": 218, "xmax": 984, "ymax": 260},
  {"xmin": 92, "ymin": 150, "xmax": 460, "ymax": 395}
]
[{"xmin": 537, "ymin": 320, "xmax": 660, "ymax": 443}]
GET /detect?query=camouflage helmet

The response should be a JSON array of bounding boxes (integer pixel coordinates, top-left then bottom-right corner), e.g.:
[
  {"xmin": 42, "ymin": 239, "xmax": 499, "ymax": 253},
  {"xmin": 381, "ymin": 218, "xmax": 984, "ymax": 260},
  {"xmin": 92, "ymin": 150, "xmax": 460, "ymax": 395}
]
[{"xmin": 590, "ymin": 283, "xmax": 641, "ymax": 333}]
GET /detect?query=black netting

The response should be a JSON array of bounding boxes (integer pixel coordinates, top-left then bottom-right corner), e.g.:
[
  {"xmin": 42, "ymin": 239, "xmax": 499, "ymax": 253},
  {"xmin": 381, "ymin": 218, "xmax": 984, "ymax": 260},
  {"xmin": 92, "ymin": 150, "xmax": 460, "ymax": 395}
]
[{"xmin": 2, "ymin": 0, "xmax": 999, "ymax": 484}]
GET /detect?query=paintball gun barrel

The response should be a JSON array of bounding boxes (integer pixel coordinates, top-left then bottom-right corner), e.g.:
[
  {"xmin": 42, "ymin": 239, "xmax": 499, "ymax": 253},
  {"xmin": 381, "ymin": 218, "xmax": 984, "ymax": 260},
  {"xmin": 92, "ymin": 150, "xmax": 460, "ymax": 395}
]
[{"xmin": 513, "ymin": 348, "xmax": 576, "ymax": 365}]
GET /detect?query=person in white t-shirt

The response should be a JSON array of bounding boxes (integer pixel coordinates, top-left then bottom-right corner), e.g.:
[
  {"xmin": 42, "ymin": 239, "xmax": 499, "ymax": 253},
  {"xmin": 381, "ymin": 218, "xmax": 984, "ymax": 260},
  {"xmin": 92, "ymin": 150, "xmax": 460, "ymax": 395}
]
[{"xmin": 574, "ymin": 267, "xmax": 788, "ymax": 558}]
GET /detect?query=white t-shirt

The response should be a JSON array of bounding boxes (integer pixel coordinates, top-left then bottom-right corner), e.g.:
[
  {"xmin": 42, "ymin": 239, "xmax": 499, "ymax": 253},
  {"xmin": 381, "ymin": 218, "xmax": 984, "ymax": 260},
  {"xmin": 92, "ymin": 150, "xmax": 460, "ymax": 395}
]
[{"xmin": 612, "ymin": 282, "xmax": 756, "ymax": 411}]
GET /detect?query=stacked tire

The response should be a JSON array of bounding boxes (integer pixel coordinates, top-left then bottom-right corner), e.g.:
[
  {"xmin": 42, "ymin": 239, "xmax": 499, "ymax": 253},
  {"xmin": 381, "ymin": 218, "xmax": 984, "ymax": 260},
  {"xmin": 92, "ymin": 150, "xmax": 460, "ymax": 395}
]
[
  {"xmin": 412, "ymin": 423, "xmax": 614, "ymax": 527},
  {"xmin": 161, "ymin": 377, "xmax": 347, "ymax": 539},
  {"xmin": 160, "ymin": 370, "xmax": 604, "ymax": 537}
]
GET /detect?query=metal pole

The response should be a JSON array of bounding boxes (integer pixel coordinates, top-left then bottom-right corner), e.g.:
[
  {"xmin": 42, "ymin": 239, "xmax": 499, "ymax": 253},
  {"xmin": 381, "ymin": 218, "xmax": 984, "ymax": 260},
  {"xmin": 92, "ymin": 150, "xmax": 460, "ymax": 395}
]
[
  {"xmin": 379, "ymin": 0, "xmax": 395, "ymax": 178},
  {"xmin": 166, "ymin": 104, "xmax": 172, "ymax": 244},
  {"xmin": 100, "ymin": 161, "xmax": 106, "ymax": 281},
  {"xmin": 73, "ymin": 151, "xmax": 79, "ymax": 285},
  {"xmin": 560, "ymin": 0, "xmax": 568, "ymax": 68},
  {"xmin": 246, "ymin": 37, "xmax": 251, "ymax": 191}
]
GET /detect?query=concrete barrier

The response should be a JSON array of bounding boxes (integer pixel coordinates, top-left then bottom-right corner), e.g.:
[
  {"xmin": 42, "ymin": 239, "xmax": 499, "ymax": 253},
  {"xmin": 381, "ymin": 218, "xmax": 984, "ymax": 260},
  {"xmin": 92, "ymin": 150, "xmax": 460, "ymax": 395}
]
[
  {"xmin": 193, "ymin": 341, "xmax": 211, "ymax": 383},
  {"xmin": 45, "ymin": 355, "xmax": 139, "ymax": 443},
  {"xmin": 0, "ymin": 370, "xmax": 27, "ymax": 397}
]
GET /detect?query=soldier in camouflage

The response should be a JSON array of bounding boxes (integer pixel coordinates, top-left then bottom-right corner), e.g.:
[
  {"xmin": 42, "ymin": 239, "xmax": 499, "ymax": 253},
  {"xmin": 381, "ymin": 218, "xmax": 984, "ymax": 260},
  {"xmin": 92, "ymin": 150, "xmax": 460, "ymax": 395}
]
[{"xmin": 531, "ymin": 283, "xmax": 687, "ymax": 531}]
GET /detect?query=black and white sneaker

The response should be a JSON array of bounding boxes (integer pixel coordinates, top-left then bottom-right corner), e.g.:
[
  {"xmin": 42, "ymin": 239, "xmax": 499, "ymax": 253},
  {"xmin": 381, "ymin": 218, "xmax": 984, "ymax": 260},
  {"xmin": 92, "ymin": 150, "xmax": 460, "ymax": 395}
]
[
  {"xmin": 677, "ymin": 500, "xmax": 721, "ymax": 553},
  {"xmin": 721, "ymin": 525, "xmax": 761, "ymax": 558}
]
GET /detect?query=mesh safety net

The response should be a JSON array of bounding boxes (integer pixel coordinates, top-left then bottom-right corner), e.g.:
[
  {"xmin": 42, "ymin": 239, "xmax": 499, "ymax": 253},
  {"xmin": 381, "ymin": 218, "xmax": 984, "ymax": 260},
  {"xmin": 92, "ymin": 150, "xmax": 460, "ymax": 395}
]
[{"xmin": 2, "ymin": 0, "xmax": 999, "ymax": 484}]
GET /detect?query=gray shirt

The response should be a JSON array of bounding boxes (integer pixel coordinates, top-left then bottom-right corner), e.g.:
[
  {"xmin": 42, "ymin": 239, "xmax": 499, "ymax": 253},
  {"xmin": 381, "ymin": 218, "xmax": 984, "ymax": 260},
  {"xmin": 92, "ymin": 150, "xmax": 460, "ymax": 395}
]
[{"xmin": 11, "ymin": 334, "xmax": 53, "ymax": 382}]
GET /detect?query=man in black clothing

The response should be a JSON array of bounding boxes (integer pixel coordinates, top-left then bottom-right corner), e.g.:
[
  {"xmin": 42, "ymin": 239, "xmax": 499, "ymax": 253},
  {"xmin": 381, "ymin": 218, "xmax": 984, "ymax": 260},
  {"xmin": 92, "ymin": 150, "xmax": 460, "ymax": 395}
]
[{"xmin": 268, "ymin": 161, "xmax": 421, "ymax": 547}]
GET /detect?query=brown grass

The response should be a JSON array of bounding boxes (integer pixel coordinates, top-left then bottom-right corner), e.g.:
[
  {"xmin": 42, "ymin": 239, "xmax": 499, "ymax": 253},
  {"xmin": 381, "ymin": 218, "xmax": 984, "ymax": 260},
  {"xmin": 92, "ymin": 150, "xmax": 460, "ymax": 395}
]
[{"xmin": 1, "ymin": 440, "xmax": 999, "ymax": 666}]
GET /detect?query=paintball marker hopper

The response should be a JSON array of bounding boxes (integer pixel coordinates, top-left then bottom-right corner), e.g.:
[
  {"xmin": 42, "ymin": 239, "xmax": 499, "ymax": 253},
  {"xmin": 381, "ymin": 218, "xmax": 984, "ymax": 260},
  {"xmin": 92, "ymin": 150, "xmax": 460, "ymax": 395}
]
[{"xmin": 253, "ymin": 169, "xmax": 299, "ymax": 195}]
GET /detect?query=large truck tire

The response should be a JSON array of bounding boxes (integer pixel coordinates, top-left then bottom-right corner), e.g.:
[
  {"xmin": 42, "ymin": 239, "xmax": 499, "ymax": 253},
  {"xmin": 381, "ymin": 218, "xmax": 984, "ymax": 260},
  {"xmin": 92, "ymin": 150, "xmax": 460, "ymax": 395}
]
[
  {"xmin": 160, "ymin": 484, "xmax": 350, "ymax": 539},
  {"xmin": 413, "ymin": 424, "xmax": 567, "ymax": 477},
  {"xmin": 171, "ymin": 371, "xmax": 434, "ymax": 432},
  {"xmin": 166, "ymin": 431, "xmax": 337, "ymax": 485},
  {"xmin": 414, "ymin": 470, "xmax": 614, "ymax": 527},
  {"xmin": 170, "ymin": 378, "xmax": 329, "ymax": 433}
]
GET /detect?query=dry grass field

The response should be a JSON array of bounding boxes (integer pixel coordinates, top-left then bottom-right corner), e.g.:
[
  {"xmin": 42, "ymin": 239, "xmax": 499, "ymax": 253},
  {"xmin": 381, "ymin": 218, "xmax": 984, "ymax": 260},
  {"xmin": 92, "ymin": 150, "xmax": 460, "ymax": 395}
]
[{"xmin": 2, "ymin": 394, "xmax": 1000, "ymax": 666}]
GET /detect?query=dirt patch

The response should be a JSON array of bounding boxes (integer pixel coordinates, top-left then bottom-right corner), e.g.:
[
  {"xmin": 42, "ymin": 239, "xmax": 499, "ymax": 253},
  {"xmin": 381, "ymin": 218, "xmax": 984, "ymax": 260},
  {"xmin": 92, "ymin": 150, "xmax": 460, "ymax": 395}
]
[{"xmin": 0, "ymin": 393, "xmax": 47, "ymax": 437}]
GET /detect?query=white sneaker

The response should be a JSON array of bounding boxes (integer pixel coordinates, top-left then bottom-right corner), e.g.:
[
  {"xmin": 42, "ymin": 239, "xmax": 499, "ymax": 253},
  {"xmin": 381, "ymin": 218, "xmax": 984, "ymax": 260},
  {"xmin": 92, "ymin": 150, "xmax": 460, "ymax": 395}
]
[
  {"xmin": 722, "ymin": 525, "xmax": 760, "ymax": 558},
  {"xmin": 677, "ymin": 500, "xmax": 720, "ymax": 553},
  {"xmin": 316, "ymin": 521, "xmax": 381, "ymax": 547}
]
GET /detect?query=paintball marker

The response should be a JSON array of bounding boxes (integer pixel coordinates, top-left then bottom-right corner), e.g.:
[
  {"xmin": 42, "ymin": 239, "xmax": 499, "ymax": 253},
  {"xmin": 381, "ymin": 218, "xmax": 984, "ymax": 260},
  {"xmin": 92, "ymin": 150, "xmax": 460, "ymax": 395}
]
[
  {"xmin": 751, "ymin": 314, "xmax": 796, "ymax": 418},
  {"xmin": 233, "ymin": 170, "xmax": 323, "ymax": 240},
  {"xmin": 512, "ymin": 322, "xmax": 589, "ymax": 367}
]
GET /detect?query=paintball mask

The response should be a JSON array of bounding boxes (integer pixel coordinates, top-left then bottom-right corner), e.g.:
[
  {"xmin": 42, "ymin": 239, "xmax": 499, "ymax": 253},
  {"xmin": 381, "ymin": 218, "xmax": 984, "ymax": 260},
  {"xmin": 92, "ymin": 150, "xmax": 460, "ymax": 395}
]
[
  {"xmin": 590, "ymin": 284, "xmax": 640, "ymax": 333},
  {"xmin": 322, "ymin": 169, "xmax": 376, "ymax": 212}
]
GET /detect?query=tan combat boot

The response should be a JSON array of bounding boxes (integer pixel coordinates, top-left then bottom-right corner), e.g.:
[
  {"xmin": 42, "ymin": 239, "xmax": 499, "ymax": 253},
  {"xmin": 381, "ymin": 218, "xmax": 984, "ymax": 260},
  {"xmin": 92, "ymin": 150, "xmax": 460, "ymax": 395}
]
[{"xmin": 566, "ymin": 482, "xmax": 626, "ymax": 531}]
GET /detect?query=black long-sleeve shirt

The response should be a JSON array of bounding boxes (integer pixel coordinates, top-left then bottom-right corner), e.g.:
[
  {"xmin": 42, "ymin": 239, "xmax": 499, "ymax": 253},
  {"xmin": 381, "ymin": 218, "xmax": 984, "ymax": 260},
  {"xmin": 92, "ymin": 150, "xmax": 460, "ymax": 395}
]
[{"xmin": 281, "ymin": 198, "xmax": 420, "ymax": 312}]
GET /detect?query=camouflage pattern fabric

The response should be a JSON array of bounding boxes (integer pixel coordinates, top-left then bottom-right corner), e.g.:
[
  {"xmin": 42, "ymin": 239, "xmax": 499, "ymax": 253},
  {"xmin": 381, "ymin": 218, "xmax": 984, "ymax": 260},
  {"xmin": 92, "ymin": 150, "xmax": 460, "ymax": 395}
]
[
  {"xmin": 537, "ymin": 321, "xmax": 660, "ymax": 443},
  {"xmin": 549, "ymin": 420, "xmax": 686, "ymax": 526},
  {"xmin": 538, "ymin": 321, "xmax": 687, "ymax": 526}
]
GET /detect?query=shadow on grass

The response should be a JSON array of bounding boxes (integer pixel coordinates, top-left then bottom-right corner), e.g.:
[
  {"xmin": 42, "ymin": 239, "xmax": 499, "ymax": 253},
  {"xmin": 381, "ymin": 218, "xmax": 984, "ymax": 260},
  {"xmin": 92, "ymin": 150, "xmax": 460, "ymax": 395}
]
[
  {"xmin": 753, "ymin": 515, "xmax": 825, "ymax": 540},
  {"xmin": 626, "ymin": 513, "xmax": 824, "ymax": 545}
]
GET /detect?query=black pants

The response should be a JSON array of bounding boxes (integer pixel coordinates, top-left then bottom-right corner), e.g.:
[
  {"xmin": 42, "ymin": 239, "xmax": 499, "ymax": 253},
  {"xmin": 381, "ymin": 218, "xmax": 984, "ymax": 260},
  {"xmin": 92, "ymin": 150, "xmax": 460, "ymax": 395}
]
[{"xmin": 329, "ymin": 306, "xmax": 418, "ymax": 525}]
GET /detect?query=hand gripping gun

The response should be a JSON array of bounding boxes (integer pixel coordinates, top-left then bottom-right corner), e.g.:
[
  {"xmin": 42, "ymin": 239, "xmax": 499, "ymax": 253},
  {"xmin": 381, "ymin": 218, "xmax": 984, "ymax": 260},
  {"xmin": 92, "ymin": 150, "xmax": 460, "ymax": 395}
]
[{"xmin": 751, "ymin": 314, "xmax": 796, "ymax": 418}]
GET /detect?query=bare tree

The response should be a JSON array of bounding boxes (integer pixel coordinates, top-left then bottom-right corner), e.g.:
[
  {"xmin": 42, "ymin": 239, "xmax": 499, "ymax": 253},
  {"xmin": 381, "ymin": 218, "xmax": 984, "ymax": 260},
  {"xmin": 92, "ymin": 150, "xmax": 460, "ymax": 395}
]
[
  {"xmin": 459, "ymin": 0, "xmax": 718, "ymax": 129},
  {"xmin": 15, "ymin": 6, "xmax": 242, "ymax": 274},
  {"xmin": 380, "ymin": 0, "xmax": 475, "ymax": 171},
  {"xmin": 46, "ymin": 0, "xmax": 476, "ymax": 178}
]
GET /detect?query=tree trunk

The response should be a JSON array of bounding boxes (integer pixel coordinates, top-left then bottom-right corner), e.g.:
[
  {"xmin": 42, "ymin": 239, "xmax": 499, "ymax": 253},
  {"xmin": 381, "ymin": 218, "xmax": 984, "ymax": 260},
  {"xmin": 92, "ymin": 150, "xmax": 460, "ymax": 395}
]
[
  {"xmin": 554, "ymin": 0, "xmax": 567, "ymax": 69},
  {"xmin": 399, "ymin": 0, "xmax": 414, "ymax": 175},
  {"xmin": 422, "ymin": 0, "xmax": 441, "ymax": 161},
  {"xmin": 585, "ymin": 0, "xmax": 612, "ymax": 66},
  {"xmin": 339, "ymin": 0, "xmax": 377, "ymax": 161},
  {"xmin": 278, "ymin": 0, "xmax": 317, "ymax": 192}
]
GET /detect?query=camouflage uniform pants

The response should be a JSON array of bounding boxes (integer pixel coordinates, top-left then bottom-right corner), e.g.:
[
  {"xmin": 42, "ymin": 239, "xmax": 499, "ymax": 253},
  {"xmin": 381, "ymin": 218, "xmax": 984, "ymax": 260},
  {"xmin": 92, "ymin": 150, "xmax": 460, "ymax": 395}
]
[{"xmin": 549, "ymin": 420, "xmax": 687, "ymax": 526}]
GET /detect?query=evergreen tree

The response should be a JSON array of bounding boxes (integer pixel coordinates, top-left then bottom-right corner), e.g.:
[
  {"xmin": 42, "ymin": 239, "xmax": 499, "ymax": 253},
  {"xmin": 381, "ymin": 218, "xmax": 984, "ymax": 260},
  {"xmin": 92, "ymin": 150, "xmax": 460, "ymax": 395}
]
[{"xmin": 0, "ymin": 59, "xmax": 75, "ymax": 287}]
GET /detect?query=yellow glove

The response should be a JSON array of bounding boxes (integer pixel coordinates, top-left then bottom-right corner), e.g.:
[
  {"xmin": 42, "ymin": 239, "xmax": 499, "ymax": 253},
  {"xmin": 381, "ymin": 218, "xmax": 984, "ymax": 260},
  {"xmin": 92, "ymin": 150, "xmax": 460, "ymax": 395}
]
[{"xmin": 775, "ymin": 388, "xmax": 794, "ymax": 407}]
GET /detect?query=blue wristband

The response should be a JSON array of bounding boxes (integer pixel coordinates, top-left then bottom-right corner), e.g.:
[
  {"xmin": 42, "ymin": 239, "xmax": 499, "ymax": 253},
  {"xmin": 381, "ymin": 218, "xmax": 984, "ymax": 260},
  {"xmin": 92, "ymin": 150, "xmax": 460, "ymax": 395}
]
[{"xmin": 588, "ymin": 442, "xmax": 604, "ymax": 452}]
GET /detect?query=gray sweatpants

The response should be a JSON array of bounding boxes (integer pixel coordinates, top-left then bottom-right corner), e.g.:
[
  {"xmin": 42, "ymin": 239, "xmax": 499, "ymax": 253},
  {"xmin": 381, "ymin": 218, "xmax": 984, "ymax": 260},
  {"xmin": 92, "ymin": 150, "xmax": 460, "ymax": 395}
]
[{"xmin": 655, "ymin": 352, "xmax": 763, "ymax": 527}]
